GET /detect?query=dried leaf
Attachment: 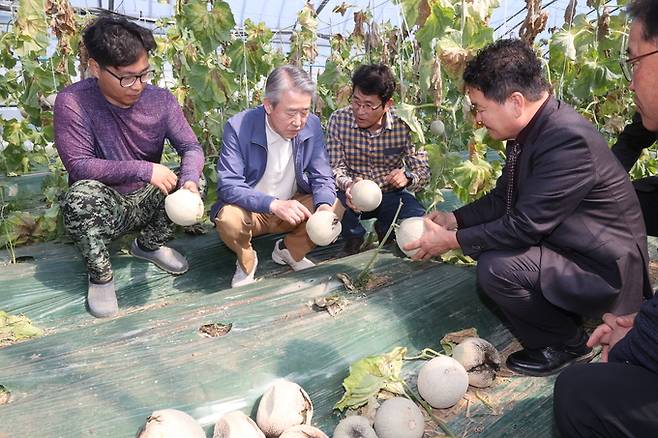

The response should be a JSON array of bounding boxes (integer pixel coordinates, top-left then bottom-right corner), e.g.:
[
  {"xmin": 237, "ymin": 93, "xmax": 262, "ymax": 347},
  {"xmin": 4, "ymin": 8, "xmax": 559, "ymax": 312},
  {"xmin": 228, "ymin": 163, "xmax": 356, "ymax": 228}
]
[
  {"xmin": 336, "ymin": 273, "xmax": 357, "ymax": 292},
  {"xmin": 519, "ymin": 0, "xmax": 549, "ymax": 45},
  {"xmin": 198, "ymin": 322, "xmax": 232, "ymax": 338},
  {"xmin": 0, "ymin": 385, "xmax": 10, "ymax": 405},
  {"xmin": 332, "ymin": 2, "xmax": 355, "ymax": 16},
  {"xmin": 440, "ymin": 327, "xmax": 478, "ymax": 355},
  {"xmin": 597, "ymin": 7, "xmax": 610, "ymax": 42},
  {"xmin": 564, "ymin": 0, "xmax": 577, "ymax": 25},
  {"xmin": 431, "ymin": 57, "xmax": 443, "ymax": 108}
]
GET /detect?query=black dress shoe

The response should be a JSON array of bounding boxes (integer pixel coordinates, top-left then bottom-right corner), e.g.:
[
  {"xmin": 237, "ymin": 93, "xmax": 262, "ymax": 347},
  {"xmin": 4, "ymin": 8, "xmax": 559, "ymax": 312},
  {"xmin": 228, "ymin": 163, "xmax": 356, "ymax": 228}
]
[{"xmin": 506, "ymin": 342, "xmax": 596, "ymax": 377}]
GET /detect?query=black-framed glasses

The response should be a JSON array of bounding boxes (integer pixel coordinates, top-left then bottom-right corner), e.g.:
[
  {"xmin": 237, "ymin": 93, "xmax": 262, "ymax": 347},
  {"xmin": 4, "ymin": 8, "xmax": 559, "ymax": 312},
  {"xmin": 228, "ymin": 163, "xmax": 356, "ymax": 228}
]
[
  {"xmin": 620, "ymin": 49, "xmax": 658, "ymax": 81},
  {"xmin": 103, "ymin": 67, "xmax": 155, "ymax": 88},
  {"xmin": 349, "ymin": 95, "xmax": 384, "ymax": 112}
]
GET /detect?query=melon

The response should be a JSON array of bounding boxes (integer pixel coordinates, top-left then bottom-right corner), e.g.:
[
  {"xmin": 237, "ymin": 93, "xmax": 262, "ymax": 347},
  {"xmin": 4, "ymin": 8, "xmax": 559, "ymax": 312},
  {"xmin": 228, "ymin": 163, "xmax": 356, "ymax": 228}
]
[
  {"xmin": 306, "ymin": 210, "xmax": 341, "ymax": 246},
  {"xmin": 256, "ymin": 379, "xmax": 313, "ymax": 437},
  {"xmin": 213, "ymin": 411, "xmax": 265, "ymax": 438},
  {"xmin": 135, "ymin": 408, "xmax": 205, "ymax": 438},
  {"xmin": 351, "ymin": 180, "xmax": 382, "ymax": 212},
  {"xmin": 452, "ymin": 337, "xmax": 501, "ymax": 388},
  {"xmin": 373, "ymin": 397, "xmax": 424, "ymax": 438},
  {"xmin": 164, "ymin": 188, "xmax": 204, "ymax": 226},
  {"xmin": 396, "ymin": 217, "xmax": 425, "ymax": 257},
  {"xmin": 417, "ymin": 355, "xmax": 469, "ymax": 409}
]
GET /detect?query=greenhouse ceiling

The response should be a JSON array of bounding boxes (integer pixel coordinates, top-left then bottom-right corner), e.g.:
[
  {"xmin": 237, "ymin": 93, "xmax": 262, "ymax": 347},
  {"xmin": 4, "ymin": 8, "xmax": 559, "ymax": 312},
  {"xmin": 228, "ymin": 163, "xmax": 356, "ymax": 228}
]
[{"xmin": 0, "ymin": 0, "xmax": 588, "ymax": 43}]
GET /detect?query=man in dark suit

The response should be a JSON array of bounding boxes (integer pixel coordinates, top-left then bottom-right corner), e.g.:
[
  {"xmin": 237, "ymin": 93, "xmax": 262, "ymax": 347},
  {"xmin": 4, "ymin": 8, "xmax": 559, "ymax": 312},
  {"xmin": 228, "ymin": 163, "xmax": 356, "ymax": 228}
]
[
  {"xmin": 612, "ymin": 112, "xmax": 658, "ymax": 235},
  {"xmin": 554, "ymin": 0, "xmax": 658, "ymax": 435},
  {"xmin": 405, "ymin": 38, "xmax": 650, "ymax": 376}
]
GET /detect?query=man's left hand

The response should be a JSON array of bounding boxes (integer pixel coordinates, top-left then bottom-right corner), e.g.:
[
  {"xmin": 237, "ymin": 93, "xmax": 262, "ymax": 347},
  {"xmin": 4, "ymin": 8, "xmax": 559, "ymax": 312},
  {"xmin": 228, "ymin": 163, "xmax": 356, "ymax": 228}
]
[
  {"xmin": 404, "ymin": 217, "xmax": 459, "ymax": 260},
  {"xmin": 182, "ymin": 180, "xmax": 199, "ymax": 193},
  {"xmin": 587, "ymin": 312, "xmax": 636, "ymax": 362},
  {"xmin": 384, "ymin": 168, "xmax": 408, "ymax": 189}
]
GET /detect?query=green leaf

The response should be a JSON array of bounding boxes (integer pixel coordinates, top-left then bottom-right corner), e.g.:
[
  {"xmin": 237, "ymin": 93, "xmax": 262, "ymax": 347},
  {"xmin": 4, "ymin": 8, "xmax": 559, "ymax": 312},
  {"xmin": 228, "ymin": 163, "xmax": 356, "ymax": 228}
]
[
  {"xmin": 415, "ymin": 0, "xmax": 455, "ymax": 53},
  {"xmin": 550, "ymin": 29, "xmax": 577, "ymax": 63},
  {"xmin": 394, "ymin": 103, "xmax": 425, "ymax": 145},
  {"xmin": 180, "ymin": 0, "xmax": 235, "ymax": 52},
  {"xmin": 334, "ymin": 346, "xmax": 407, "ymax": 411}
]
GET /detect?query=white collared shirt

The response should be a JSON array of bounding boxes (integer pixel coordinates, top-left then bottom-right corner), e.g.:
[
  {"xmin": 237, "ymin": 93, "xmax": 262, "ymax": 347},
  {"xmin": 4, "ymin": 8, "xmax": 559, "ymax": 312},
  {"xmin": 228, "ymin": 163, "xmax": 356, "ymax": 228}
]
[{"xmin": 254, "ymin": 116, "xmax": 297, "ymax": 200}]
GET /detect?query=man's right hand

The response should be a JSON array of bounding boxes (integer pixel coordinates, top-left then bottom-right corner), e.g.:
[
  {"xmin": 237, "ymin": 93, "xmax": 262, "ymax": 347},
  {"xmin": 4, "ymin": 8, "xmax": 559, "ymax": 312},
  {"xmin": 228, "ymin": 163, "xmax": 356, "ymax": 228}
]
[
  {"xmin": 587, "ymin": 312, "xmax": 637, "ymax": 362},
  {"xmin": 426, "ymin": 210, "xmax": 458, "ymax": 230},
  {"xmin": 345, "ymin": 177, "xmax": 363, "ymax": 211},
  {"xmin": 151, "ymin": 163, "xmax": 178, "ymax": 195},
  {"xmin": 270, "ymin": 199, "xmax": 312, "ymax": 225}
]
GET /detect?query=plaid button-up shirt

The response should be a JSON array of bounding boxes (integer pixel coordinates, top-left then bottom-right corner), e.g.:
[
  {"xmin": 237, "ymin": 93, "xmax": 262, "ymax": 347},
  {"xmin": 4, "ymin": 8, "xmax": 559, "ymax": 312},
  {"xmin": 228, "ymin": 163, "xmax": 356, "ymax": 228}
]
[{"xmin": 326, "ymin": 106, "xmax": 430, "ymax": 193}]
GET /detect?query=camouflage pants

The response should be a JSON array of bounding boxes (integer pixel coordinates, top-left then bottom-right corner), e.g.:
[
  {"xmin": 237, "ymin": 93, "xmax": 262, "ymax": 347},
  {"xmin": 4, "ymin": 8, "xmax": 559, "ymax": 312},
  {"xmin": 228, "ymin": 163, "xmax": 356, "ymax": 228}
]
[{"xmin": 62, "ymin": 180, "xmax": 176, "ymax": 283}]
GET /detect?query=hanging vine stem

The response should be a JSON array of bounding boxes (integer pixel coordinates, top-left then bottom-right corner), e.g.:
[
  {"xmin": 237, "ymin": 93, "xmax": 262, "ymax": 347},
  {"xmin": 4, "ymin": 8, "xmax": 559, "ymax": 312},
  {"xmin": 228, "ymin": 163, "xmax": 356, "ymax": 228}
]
[
  {"xmin": 0, "ymin": 191, "xmax": 16, "ymax": 264},
  {"xmin": 241, "ymin": 24, "xmax": 249, "ymax": 109},
  {"xmin": 396, "ymin": 3, "xmax": 407, "ymax": 101}
]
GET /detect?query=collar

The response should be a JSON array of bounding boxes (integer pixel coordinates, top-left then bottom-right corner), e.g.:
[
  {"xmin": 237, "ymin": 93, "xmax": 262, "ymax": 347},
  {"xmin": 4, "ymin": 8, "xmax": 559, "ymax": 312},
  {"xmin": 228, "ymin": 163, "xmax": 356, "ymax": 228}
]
[{"xmin": 265, "ymin": 113, "xmax": 288, "ymax": 144}]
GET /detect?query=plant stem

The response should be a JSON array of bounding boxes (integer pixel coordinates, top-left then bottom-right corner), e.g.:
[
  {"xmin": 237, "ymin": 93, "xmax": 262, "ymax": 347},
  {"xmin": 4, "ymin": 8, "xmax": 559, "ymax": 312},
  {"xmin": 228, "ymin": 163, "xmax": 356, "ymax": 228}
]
[
  {"xmin": 0, "ymin": 191, "xmax": 16, "ymax": 264},
  {"xmin": 355, "ymin": 199, "xmax": 403, "ymax": 286},
  {"xmin": 404, "ymin": 347, "xmax": 444, "ymax": 360}
]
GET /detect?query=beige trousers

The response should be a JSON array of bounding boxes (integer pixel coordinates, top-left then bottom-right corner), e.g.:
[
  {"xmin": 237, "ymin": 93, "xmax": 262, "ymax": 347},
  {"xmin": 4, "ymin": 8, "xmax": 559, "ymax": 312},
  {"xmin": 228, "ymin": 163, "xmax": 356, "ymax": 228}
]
[{"xmin": 215, "ymin": 193, "xmax": 344, "ymax": 273}]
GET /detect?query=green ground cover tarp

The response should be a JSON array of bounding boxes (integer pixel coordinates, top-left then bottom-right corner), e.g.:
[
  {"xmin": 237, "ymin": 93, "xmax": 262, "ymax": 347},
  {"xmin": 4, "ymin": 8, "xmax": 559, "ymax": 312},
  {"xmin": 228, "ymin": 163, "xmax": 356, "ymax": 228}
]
[
  {"xmin": 0, "ymin": 230, "xmax": 562, "ymax": 438},
  {"xmin": 0, "ymin": 185, "xmax": 609, "ymax": 437}
]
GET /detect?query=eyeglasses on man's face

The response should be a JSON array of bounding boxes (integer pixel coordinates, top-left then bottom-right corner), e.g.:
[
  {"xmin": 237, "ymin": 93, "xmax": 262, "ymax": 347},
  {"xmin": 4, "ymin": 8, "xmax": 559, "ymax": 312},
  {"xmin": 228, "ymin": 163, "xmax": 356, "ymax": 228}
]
[
  {"xmin": 349, "ymin": 95, "xmax": 384, "ymax": 112},
  {"xmin": 103, "ymin": 67, "xmax": 155, "ymax": 88},
  {"xmin": 620, "ymin": 49, "xmax": 658, "ymax": 82}
]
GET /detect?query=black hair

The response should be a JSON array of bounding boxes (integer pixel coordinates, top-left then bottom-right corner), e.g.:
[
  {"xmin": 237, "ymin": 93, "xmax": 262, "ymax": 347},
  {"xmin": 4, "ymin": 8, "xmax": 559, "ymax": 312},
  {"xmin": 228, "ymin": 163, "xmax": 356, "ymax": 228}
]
[
  {"xmin": 351, "ymin": 64, "xmax": 396, "ymax": 103},
  {"xmin": 82, "ymin": 15, "xmax": 156, "ymax": 68},
  {"xmin": 628, "ymin": 0, "xmax": 658, "ymax": 41},
  {"xmin": 462, "ymin": 38, "xmax": 550, "ymax": 104}
]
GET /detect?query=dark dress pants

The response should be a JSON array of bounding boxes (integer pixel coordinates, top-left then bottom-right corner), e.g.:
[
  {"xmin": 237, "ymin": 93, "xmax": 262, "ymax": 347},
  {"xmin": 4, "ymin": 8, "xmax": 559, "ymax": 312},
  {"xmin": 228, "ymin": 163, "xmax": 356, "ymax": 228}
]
[
  {"xmin": 477, "ymin": 246, "xmax": 584, "ymax": 349},
  {"xmin": 633, "ymin": 179, "xmax": 658, "ymax": 236},
  {"xmin": 337, "ymin": 188, "xmax": 425, "ymax": 239},
  {"xmin": 554, "ymin": 362, "xmax": 658, "ymax": 437}
]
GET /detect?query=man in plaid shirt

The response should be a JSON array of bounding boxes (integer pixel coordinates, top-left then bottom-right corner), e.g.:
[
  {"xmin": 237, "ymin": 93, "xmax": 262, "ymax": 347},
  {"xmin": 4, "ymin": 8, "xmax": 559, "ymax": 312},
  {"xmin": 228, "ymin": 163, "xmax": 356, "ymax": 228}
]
[{"xmin": 327, "ymin": 64, "xmax": 431, "ymax": 254}]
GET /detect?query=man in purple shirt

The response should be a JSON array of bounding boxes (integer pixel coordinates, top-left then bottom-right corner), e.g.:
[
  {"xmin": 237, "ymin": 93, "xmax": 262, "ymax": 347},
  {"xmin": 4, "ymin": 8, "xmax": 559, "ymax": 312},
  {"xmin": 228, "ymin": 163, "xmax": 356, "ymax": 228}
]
[{"xmin": 54, "ymin": 16, "xmax": 204, "ymax": 318}]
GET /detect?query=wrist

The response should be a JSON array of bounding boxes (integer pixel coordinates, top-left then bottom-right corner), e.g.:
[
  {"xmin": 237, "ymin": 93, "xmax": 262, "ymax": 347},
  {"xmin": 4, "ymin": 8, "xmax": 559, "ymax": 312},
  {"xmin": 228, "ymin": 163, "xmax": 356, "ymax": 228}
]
[{"xmin": 403, "ymin": 170, "xmax": 414, "ymax": 187}]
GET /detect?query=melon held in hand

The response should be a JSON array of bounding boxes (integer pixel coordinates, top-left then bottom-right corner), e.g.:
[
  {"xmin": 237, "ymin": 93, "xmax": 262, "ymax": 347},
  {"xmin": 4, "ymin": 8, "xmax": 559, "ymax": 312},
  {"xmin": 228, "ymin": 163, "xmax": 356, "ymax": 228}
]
[{"xmin": 165, "ymin": 188, "xmax": 204, "ymax": 226}]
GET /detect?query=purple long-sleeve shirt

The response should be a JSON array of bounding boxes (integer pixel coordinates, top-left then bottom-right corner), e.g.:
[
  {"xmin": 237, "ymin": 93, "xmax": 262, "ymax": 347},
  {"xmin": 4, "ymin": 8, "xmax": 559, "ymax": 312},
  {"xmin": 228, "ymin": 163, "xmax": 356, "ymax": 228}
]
[{"xmin": 54, "ymin": 78, "xmax": 204, "ymax": 194}]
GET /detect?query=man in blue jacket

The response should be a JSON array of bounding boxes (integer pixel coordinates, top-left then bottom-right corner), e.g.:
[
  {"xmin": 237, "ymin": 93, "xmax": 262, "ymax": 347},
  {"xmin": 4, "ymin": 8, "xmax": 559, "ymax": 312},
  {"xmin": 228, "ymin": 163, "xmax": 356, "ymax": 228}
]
[
  {"xmin": 210, "ymin": 65, "xmax": 340, "ymax": 287},
  {"xmin": 553, "ymin": 0, "xmax": 658, "ymax": 435}
]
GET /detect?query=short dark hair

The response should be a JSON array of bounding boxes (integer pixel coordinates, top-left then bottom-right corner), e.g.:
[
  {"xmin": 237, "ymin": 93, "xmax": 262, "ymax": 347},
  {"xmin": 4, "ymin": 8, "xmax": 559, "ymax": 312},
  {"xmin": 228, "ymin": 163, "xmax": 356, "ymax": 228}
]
[
  {"xmin": 351, "ymin": 64, "xmax": 396, "ymax": 103},
  {"xmin": 628, "ymin": 0, "xmax": 658, "ymax": 41},
  {"xmin": 463, "ymin": 39, "xmax": 550, "ymax": 104},
  {"xmin": 83, "ymin": 15, "xmax": 156, "ymax": 68}
]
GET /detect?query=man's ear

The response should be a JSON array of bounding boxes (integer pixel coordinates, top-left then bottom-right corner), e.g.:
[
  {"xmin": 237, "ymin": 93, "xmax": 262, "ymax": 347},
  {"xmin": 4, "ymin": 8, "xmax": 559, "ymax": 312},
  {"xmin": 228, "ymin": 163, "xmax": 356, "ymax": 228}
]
[
  {"xmin": 263, "ymin": 98, "xmax": 273, "ymax": 114},
  {"xmin": 508, "ymin": 92, "xmax": 525, "ymax": 118},
  {"xmin": 384, "ymin": 98, "xmax": 394, "ymax": 111},
  {"xmin": 88, "ymin": 58, "xmax": 101, "ymax": 79}
]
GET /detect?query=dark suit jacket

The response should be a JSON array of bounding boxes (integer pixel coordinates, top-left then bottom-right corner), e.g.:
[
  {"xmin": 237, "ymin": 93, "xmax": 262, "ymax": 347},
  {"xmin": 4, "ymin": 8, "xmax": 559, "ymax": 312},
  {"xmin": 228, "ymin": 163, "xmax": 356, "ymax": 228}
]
[
  {"xmin": 454, "ymin": 97, "xmax": 650, "ymax": 317},
  {"xmin": 611, "ymin": 112, "xmax": 658, "ymax": 192}
]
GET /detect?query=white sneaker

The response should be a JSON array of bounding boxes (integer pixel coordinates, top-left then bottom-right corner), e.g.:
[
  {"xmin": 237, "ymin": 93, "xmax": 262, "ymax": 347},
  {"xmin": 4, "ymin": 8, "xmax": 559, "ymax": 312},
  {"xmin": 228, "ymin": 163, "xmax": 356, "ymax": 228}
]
[
  {"xmin": 271, "ymin": 239, "xmax": 315, "ymax": 271},
  {"xmin": 231, "ymin": 253, "xmax": 258, "ymax": 288}
]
